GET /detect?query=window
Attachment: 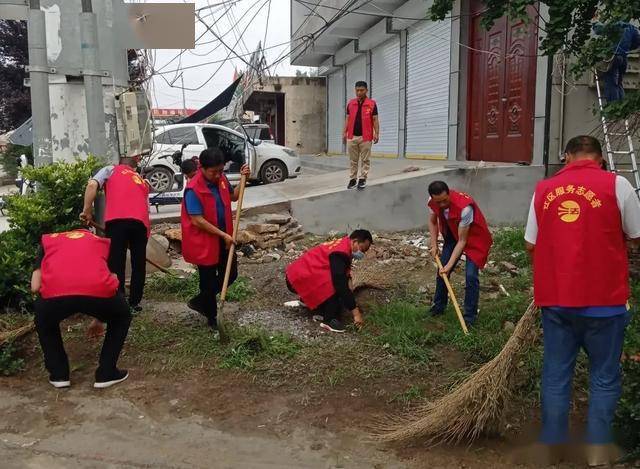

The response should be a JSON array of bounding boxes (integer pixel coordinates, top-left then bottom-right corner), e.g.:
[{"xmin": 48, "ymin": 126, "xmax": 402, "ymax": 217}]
[
  {"xmin": 201, "ymin": 128, "xmax": 246, "ymax": 171},
  {"xmin": 259, "ymin": 128, "xmax": 272, "ymax": 140},
  {"xmin": 155, "ymin": 126, "xmax": 199, "ymax": 145}
]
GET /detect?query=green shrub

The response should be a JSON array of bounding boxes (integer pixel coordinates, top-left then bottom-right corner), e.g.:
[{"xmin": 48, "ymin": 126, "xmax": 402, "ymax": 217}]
[
  {"xmin": 0, "ymin": 342, "xmax": 25, "ymax": 376},
  {"xmin": 614, "ymin": 359, "xmax": 640, "ymax": 460},
  {"xmin": 0, "ymin": 157, "xmax": 102, "ymax": 309},
  {"xmin": 0, "ymin": 144, "xmax": 32, "ymax": 180}
]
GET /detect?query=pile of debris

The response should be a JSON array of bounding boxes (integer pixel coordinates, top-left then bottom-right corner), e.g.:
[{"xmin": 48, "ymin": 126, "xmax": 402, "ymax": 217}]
[{"xmin": 236, "ymin": 214, "xmax": 305, "ymax": 251}]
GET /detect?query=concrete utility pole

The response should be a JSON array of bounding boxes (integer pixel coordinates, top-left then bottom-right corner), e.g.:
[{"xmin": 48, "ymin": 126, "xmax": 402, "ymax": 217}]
[
  {"xmin": 80, "ymin": 0, "xmax": 107, "ymax": 157},
  {"xmin": 27, "ymin": 0, "xmax": 53, "ymax": 167},
  {"xmin": 180, "ymin": 74, "xmax": 187, "ymax": 115}
]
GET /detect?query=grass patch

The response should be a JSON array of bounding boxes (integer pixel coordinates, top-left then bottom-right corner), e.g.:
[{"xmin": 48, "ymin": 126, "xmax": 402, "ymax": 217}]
[
  {"xmin": 145, "ymin": 272, "xmax": 254, "ymax": 302},
  {"xmin": 0, "ymin": 342, "xmax": 25, "ymax": 376},
  {"xmin": 220, "ymin": 327, "xmax": 300, "ymax": 371},
  {"xmin": 491, "ymin": 226, "xmax": 528, "ymax": 268},
  {"xmin": 365, "ymin": 301, "xmax": 434, "ymax": 363},
  {"xmin": 390, "ymin": 385, "xmax": 426, "ymax": 406}
]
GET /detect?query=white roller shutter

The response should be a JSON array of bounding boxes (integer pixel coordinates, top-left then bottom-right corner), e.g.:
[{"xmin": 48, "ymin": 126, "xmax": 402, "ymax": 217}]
[
  {"xmin": 345, "ymin": 55, "xmax": 367, "ymax": 102},
  {"xmin": 327, "ymin": 70, "xmax": 345, "ymax": 154},
  {"xmin": 405, "ymin": 19, "xmax": 451, "ymax": 159},
  {"xmin": 371, "ymin": 37, "xmax": 400, "ymax": 157}
]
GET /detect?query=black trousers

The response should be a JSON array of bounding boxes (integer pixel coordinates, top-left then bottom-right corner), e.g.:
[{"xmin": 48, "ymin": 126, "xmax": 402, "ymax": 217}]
[
  {"xmin": 105, "ymin": 219, "xmax": 148, "ymax": 306},
  {"xmin": 34, "ymin": 294, "xmax": 132, "ymax": 381},
  {"xmin": 193, "ymin": 243, "xmax": 237, "ymax": 325}
]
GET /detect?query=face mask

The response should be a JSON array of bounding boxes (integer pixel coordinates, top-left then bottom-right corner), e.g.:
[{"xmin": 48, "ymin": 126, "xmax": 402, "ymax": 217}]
[{"xmin": 352, "ymin": 251, "xmax": 365, "ymax": 261}]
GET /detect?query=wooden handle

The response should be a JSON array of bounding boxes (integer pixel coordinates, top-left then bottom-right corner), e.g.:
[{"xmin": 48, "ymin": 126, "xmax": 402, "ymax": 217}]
[
  {"xmin": 220, "ymin": 173, "xmax": 247, "ymax": 302},
  {"xmin": 434, "ymin": 254, "xmax": 469, "ymax": 335}
]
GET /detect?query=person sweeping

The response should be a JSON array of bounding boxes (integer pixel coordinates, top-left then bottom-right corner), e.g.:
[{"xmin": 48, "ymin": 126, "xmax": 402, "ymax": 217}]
[
  {"xmin": 525, "ymin": 135, "xmax": 640, "ymax": 464},
  {"xmin": 427, "ymin": 181, "xmax": 493, "ymax": 327},
  {"xmin": 181, "ymin": 148, "xmax": 250, "ymax": 333}
]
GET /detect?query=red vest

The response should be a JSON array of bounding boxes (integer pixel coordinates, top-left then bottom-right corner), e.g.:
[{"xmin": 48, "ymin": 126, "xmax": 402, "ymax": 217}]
[
  {"xmin": 346, "ymin": 97, "xmax": 376, "ymax": 142},
  {"xmin": 104, "ymin": 164, "xmax": 150, "ymax": 236},
  {"xmin": 40, "ymin": 230, "xmax": 119, "ymax": 299},
  {"xmin": 180, "ymin": 170, "xmax": 233, "ymax": 266},
  {"xmin": 428, "ymin": 190, "xmax": 493, "ymax": 269},
  {"xmin": 285, "ymin": 236, "xmax": 352, "ymax": 310},
  {"xmin": 533, "ymin": 160, "xmax": 629, "ymax": 307}
]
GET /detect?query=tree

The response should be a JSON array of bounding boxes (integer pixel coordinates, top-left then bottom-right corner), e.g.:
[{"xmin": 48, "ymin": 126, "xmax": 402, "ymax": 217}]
[
  {"xmin": 429, "ymin": 0, "xmax": 640, "ymax": 118},
  {"xmin": 0, "ymin": 20, "xmax": 30, "ymax": 134}
]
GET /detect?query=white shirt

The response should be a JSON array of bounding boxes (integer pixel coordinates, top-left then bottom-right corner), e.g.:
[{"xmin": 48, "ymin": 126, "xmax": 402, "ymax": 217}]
[
  {"xmin": 427, "ymin": 198, "xmax": 474, "ymax": 227},
  {"xmin": 525, "ymin": 175, "xmax": 640, "ymax": 244}
]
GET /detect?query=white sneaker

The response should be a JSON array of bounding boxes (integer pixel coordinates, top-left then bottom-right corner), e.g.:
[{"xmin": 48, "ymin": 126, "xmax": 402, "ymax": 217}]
[
  {"xmin": 94, "ymin": 370, "xmax": 129, "ymax": 389},
  {"xmin": 49, "ymin": 379, "xmax": 70, "ymax": 388}
]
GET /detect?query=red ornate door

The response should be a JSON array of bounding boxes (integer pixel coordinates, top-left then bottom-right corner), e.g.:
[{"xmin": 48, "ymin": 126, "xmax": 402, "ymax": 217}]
[{"xmin": 467, "ymin": 3, "xmax": 538, "ymax": 163}]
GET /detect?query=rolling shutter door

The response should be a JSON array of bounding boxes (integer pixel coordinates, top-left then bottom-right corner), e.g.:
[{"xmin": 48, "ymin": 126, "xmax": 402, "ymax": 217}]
[
  {"xmin": 345, "ymin": 55, "xmax": 367, "ymax": 101},
  {"xmin": 405, "ymin": 19, "xmax": 451, "ymax": 159},
  {"xmin": 327, "ymin": 70, "xmax": 345, "ymax": 154},
  {"xmin": 370, "ymin": 37, "xmax": 400, "ymax": 157}
]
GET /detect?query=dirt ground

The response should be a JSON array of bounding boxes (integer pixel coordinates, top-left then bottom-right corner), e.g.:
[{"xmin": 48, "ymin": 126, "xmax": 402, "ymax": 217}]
[{"xmin": 0, "ymin": 231, "xmax": 611, "ymax": 468}]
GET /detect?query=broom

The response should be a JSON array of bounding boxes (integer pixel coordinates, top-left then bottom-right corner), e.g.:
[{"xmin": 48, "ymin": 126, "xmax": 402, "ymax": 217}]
[
  {"xmin": 217, "ymin": 172, "xmax": 248, "ymax": 344},
  {"xmin": 374, "ymin": 300, "xmax": 539, "ymax": 444},
  {"xmin": 0, "ymin": 323, "xmax": 35, "ymax": 347}
]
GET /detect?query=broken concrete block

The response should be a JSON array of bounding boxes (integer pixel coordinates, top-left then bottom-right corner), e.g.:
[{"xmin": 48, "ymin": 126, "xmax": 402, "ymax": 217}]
[
  {"xmin": 247, "ymin": 223, "xmax": 280, "ymax": 234},
  {"xmin": 284, "ymin": 232, "xmax": 305, "ymax": 243},
  {"xmin": 257, "ymin": 238, "xmax": 283, "ymax": 250},
  {"xmin": 164, "ymin": 228, "xmax": 182, "ymax": 242},
  {"xmin": 236, "ymin": 230, "xmax": 258, "ymax": 245},
  {"xmin": 264, "ymin": 252, "xmax": 281, "ymax": 262},
  {"xmin": 151, "ymin": 234, "xmax": 170, "ymax": 252},
  {"xmin": 263, "ymin": 213, "xmax": 291, "ymax": 225},
  {"xmin": 279, "ymin": 219, "xmax": 300, "ymax": 233}
]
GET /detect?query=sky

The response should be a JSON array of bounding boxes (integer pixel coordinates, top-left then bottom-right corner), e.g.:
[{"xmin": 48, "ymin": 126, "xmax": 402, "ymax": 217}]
[{"xmin": 142, "ymin": 0, "xmax": 312, "ymax": 109}]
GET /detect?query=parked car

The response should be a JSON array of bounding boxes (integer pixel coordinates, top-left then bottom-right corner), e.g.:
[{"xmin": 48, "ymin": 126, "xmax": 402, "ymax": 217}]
[
  {"xmin": 143, "ymin": 123, "xmax": 301, "ymax": 192},
  {"xmin": 242, "ymin": 123, "xmax": 274, "ymax": 143}
]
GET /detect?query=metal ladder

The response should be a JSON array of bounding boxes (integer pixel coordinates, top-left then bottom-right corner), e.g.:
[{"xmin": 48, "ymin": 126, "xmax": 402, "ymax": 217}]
[{"xmin": 594, "ymin": 71, "xmax": 640, "ymax": 195}]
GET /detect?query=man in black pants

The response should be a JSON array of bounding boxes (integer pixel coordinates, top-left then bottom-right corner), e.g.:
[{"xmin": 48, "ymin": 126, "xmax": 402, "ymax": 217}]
[
  {"xmin": 81, "ymin": 155, "xmax": 150, "ymax": 313},
  {"xmin": 32, "ymin": 229, "xmax": 131, "ymax": 389}
]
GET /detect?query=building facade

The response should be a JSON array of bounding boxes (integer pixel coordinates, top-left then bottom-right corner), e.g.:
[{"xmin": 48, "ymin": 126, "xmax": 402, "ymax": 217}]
[{"xmin": 291, "ymin": 0, "xmax": 640, "ymax": 170}]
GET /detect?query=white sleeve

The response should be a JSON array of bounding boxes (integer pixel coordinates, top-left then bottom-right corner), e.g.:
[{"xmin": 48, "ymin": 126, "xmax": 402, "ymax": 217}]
[
  {"xmin": 616, "ymin": 176, "xmax": 640, "ymax": 238},
  {"xmin": 459, "ymin": 206, "xmax": 474, "ymax": 227},
  {"xmin": 427, "ymin": 197, "xmax": 434, "ymax": 216},
  {"xmin": 524, "ymin": 195, "xmax": 538, "ymax": 244}
]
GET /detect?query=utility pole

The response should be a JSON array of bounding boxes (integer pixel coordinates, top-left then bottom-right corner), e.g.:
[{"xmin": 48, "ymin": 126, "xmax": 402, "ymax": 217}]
[
  {"xmin": 80, "ymin": 0, "xmax": 107, "ymax": 158},
  {"xmin": 180, "ymin": 73, "xmax": 187, "ymax": 115},
  {"xmin": 27, "ymin": 0, "xmax": 53, "ymax": 167}
]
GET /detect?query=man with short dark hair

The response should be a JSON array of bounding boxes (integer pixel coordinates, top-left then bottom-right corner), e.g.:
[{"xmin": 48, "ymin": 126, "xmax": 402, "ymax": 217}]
[
  {"xmin": 525, "ymin": 135, "xmax": 640, "ymax": 462},
  {"xmin": 81, "ymin": 155, "xmax": 150, "ymax": 313},
  {"xmin": 180, "ymin": 158, "xmax": 198, "ymax": 181},
  {"xmin": 427, "ymin": 181, "xmax": 493, "ymax": 326},
  {"xmin": 181, "ymin": 148, "xmax": 250, "ymax": 331},
  {"xmin": 344, "ymin": 81, "xmax": 379, "ymax": 190},
  {"xmin": 285, "ymin": 229, "xmax": 373, "ymax": 332}
]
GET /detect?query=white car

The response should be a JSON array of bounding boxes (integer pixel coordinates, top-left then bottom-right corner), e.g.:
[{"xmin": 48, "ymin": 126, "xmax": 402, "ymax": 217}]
[{"xmin": 143, "ymin": 123, "xmax": 301, "ymax": 192}]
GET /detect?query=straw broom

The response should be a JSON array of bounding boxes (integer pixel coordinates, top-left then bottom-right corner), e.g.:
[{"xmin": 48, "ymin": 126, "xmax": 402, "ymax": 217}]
[
  {"xmin": 0, "ymin": 323, "xmax": 35, "ymax": 347},
  {"xmin": 374, "ymin": 300, "xmax": 539, "ymax": 444}
]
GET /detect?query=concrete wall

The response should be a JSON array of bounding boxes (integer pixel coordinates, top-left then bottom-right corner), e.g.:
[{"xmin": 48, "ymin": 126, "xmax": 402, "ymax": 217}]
[
  {"xmin": 291, "ymin": 165, "xmax": 544, "ymax": 234},
  {"xmin": 253, "ymin": 76, "xmax": 327, "ymax": 154}
]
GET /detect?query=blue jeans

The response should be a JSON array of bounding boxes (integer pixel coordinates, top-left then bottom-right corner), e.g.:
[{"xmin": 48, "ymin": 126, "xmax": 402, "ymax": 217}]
[
  {"xmin": 540, "ymin": 309, "xmax": 631, "ymax": 444},
  {"xmin": 602, "ymin": 54, "xmax": 627, "ymax": 103},
  {"xmin": 432, "ymin": 234, "xmax": 480, "ymax": 325}
]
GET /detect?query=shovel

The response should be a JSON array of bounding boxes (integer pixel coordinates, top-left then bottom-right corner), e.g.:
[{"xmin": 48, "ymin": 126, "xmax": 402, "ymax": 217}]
[{"xmin": 217, "ymin": 173, "xmax": 247, "ymax": 343}]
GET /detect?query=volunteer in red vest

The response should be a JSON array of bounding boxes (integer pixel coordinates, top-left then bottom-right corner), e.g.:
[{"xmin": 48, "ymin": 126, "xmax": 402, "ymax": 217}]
[
  {"xmin": 31, "ymin": 229, "xmax": 131, "ymax": 389},
  {"xmin": 525, "ymin": 135, "xmax": 640, "ymax": 458},
  {"xmin": 80, "ymin": 155, "xmax": 150, "ymax": 313},
  {"xmin": 181, "ymin": 148, "xmax": 250, "ymax": 331},
  {"xmin": 427, "ymin": 181, "xmax": 493, "ymax": 326},
  {"xmin": 343, "ymin": 81, "xmax": 379, "ymax": 190},
  {"xmin": 285, "ymin": 230, "xmax": 373, "ymax": 333}
]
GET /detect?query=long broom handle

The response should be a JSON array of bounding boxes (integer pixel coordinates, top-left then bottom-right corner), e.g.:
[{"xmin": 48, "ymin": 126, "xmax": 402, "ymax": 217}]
[
  {"xmin": 434, "ymin": 254, "xmax": 469, "ymax": 335},
  {"xmin": 220, "ymin": 173, "xmax": 247, "ymax": 302},
  {"xmin": 88, "ymin": 220, "xmax": 173, "ymax": 275}
]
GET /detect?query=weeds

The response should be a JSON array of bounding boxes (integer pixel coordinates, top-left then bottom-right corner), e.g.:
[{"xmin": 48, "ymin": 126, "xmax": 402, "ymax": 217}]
[
  {"xmin": 0, "ymin": 342, "xmax": 25, "ymax": 376},
  {"xmin": 145, "ymin": 272, "xmax": 254, "ymax": 302},
  {"xmin": 220, "ymin": 327, "xmax": 299, "ymax": 370},
  {"xmin": 390, "ymin": 385, "xmax": 426, "ymax": 406}
]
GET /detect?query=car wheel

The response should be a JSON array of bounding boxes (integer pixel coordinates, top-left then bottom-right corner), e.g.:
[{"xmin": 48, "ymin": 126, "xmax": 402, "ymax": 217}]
[
  {"xmin": 146, "ymin": 166, "xmax": 174, "ymax": 192},
  {"xmin": 260, "ymin": 160, "xmax": 288, "ymax": 184}
]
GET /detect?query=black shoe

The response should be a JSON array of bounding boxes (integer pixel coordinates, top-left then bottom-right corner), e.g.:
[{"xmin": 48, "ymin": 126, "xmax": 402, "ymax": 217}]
[
  {"xmin": 130, "ymin": 304, "xmax": 142, "ymax": 314},
  {"xmin": 208, "ymin": 317, "xmax": 219, "ymax": 330},
  {"xmin": 49, "ymin": 376, "xmax": 70, "ymax": 388},
  {"xmin": 320, "ymin": 319, "xmax": 346, "ymax": 333},
  {"xmin": 94, "ymin": 369, "xmax": 128, "ymax": 389},
  {"xmin": 429, "ymin": 306, "xmax": 444, "ymax": 317},
  {"xmin": 357, "ymin": 179, "xmax": 367, "ymax": 190},
  {"xmin": 347, "ymin": 179, "xmax": 357, "ymax": 190}
]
